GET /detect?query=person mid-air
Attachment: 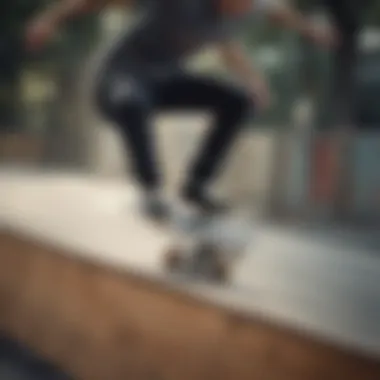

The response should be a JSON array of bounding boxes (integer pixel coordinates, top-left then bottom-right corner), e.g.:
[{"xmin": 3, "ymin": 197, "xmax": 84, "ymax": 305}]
[{"xmin": 26, "ymin": 0, "xmax": 337, "ymax": 221}]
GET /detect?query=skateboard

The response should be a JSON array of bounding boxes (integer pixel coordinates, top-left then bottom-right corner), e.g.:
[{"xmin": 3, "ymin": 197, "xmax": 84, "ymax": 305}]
[{"xmin": 160, "ymin": 209, "xmax": 253, "ymax": 283}]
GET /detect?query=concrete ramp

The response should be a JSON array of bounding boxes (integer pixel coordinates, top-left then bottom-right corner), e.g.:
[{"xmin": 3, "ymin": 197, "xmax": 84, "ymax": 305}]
[{"xmin": 1, "ymin": 170, "xmax": 380, "ymax": 379}]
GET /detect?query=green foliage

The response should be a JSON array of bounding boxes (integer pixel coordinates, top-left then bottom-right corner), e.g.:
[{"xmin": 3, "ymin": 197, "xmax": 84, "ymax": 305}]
[
  {"xmin": 0, "ymin": 1, "xmax": 101, "ymax": 130},
  {"xmin": 0, "ymin": 0, "xmax": 50, "ymax": 37},
  {"xmin": 364, "ymin": 0, "xmax": 380, "ymax": 26},
  {"xmin": 0, "ymin": 0, "xmax": 101, "ymax": 66}
]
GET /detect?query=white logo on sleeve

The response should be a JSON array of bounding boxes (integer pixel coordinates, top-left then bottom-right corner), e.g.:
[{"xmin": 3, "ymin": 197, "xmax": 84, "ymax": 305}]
[{"xmin": 109, "ymin": 76, "xmax": 137, "ymax": 104}]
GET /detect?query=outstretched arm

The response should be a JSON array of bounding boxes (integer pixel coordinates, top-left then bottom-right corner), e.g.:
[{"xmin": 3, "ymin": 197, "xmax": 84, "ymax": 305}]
[
  {"xmin": 32, "ymin": 0, "xmax": 119, "ymax": 26},
  {"xmin": 218, "ymin": 40, "xmax": 271, "ymax": 110},
  {"xmin": 263, "ymin": 0, "xmax": 339, "ymax": 47},
  {"xmin": 26, "ymin": 0, "xmax": 132, "ymax": 51}
]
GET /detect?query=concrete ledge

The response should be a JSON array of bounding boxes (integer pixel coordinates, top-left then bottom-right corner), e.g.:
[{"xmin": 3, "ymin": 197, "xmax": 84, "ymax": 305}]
[{"xmin": 1, "ymin": 170, "xmax": 380, "ymax": 358}]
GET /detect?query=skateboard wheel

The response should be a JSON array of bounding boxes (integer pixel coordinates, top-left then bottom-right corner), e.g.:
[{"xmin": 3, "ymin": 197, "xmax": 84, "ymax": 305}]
[
  {"xmin": 212, "ymin": 259, "xmax": 229, "ymax": 282},
  {"xmin": 164, "ymin": 248, "xmax": 183, "ymax": 272},
  {"xmin": 194, "ymin": 245, "xmax": 230, "ymax": 282}
]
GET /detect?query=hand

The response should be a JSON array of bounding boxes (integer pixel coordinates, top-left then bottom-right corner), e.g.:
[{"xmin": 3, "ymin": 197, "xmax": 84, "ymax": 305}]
[
  {"xmin": 25, "ymin": 16, "xmax": 57, "ymax": 52},
  {"xmin": 248, "ymin": 78, "xmax": 272, "ymax": 111},
  {"xmin": 305, "ymin": 24, "xmax": 340, "ymax": 49}
]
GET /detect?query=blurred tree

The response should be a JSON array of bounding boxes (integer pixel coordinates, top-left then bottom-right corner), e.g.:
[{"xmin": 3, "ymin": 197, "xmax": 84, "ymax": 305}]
[
  {"xmin": 35, "ymin": 7, "xmax": 102, "ymax": 166},
  {"xmin": 0, "ymin": 0, "xmax": 101, "ymax": 135},
  {"xmin": 363, "ymin": 0, "xmax": 380, "ymax": 26},
  {"xmin": 317, "ymin": 0, "xmax": 372, "ymax": 220},
  {"xmin": 321, "ymin": 0, "xmax": 372, "ymax": 126},
  {"xmin": 356, "ymin": 1, "xmax": 380, "ymax": 128},
  {"xmin": 0, "ymin": 0, "xmax": 45, "ymax": 130},
  {"xmin": 42, "ymin": 12, "xmax": 102, "ymax": 166}
]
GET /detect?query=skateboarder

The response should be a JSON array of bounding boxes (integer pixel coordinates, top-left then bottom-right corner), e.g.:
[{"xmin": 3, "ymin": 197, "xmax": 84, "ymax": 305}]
[{"xmin": 26, "ymin": 0, "xmax": 337, "ymax": 221}]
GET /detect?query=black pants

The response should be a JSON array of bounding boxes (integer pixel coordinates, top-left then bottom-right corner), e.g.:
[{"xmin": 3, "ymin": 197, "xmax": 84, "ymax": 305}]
[{"xmin": 96, "ymin": 67, "xmax": 253, "ymax": 191}]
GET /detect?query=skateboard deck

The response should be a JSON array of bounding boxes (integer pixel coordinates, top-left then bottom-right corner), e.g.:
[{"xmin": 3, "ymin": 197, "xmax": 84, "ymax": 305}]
[{"xmin": 158, "ymin": 207, "xmax": 253, "ymax": 283}]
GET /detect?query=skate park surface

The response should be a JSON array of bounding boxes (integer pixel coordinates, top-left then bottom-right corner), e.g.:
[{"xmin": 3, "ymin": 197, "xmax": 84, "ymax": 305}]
[{"xmin": 1, "ymin": 168, "xmax": 380, "ymax": 379}]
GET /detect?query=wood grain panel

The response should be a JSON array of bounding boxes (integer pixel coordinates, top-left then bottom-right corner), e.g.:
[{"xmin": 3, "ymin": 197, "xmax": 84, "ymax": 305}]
[{"xmin": 0, "ymin": 232, "xmax": 379, "ymax": 380}]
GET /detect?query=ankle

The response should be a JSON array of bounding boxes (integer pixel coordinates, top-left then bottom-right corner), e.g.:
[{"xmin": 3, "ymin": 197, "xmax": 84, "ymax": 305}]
[{"xmin": 183, "ymin": 181, "xmax": 207, "ymax": 198}]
